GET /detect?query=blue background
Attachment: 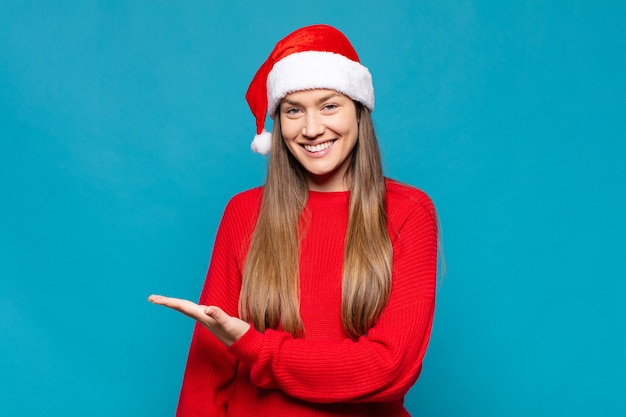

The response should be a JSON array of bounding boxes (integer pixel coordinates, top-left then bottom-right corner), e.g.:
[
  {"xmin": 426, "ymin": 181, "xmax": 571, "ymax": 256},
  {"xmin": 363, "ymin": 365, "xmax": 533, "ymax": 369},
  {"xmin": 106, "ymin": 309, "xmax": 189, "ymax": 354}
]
[{"xmin": 1, "ymin": 1, "xmax": 624, "ymax": 416}]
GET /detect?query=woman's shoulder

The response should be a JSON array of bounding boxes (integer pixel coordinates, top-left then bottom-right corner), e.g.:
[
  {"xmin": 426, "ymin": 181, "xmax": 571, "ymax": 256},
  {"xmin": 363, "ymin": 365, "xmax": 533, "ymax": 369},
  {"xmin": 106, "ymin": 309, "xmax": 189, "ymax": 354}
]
[
  {"xmin": 223, "ymin": 186, "xmax": 264, "ymax": 217},
  {"xmin": 384, "ymin": 179, "xmax": 437, "ymax": 239},
  {"xmin": 385, "ymin": 178, "xmax": 435, "ymax": 215},
  {"xmin": 228, "ymin": 186, "xmax": 263, "ymax": 204}
]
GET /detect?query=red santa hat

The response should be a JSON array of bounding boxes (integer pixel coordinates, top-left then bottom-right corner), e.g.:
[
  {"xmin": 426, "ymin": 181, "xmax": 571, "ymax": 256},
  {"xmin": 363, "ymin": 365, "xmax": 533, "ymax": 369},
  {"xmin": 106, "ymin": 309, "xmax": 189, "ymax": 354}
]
[{"xmin": 245, "ymin": 24, "xmax": 375, "ymax": 155}]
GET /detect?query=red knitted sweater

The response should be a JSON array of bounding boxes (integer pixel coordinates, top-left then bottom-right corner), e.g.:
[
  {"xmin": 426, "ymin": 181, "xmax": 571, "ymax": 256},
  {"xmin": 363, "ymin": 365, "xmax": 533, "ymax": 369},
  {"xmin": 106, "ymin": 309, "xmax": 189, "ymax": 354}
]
[{"xmin": 177, "ymin": 179, "xmax": 438, "ymax": 417}]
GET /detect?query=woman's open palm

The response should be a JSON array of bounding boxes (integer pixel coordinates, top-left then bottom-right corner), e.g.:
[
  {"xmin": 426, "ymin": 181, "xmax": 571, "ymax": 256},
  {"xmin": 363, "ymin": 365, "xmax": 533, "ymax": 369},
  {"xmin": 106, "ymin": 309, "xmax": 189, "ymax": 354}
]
[{"xmin": 148, "ymin": 295, "xmax": 250, "ymax": 347}]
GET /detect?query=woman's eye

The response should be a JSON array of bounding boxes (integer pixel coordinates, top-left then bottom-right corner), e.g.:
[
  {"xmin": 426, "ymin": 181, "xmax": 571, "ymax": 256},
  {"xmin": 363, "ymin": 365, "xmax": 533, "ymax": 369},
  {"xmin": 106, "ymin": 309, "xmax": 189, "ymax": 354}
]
[
  {"xmin": 285, "ymin": 108, "xmax": 300, "ymax": 115},
  {"xmin": 323, "ymin": 104, "xmax": 337, "ymax": 111}
]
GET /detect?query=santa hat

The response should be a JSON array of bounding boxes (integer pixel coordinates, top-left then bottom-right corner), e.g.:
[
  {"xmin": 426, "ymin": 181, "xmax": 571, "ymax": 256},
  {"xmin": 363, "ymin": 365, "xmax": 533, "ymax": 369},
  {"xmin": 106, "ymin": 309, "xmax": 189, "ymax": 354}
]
[{"xmin": 245, "ymin": 24, "xmax": 374, "ymax": 155}]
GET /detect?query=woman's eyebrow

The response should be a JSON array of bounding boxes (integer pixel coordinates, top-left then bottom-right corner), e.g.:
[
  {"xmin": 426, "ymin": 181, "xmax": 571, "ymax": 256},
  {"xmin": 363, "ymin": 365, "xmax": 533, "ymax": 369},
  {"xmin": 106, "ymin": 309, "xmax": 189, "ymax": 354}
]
[
  {"xmin": 280, "ymin": 98, "xmax": 300, "ymax": 106},
  {"xmin": 316, "ymin": 93, "xmax": 340, "ymax": 104},
  {"xmin": 280, "ymin": 93, "xmax": 341, "ymax": 107}
]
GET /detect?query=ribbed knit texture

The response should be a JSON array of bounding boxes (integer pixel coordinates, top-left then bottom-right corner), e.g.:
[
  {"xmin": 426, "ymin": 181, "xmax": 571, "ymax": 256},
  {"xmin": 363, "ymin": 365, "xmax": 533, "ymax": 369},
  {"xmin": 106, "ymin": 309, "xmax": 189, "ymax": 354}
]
[{"xmin": 176, "ymin": 179, "xmax": 438, "ymax": 417}]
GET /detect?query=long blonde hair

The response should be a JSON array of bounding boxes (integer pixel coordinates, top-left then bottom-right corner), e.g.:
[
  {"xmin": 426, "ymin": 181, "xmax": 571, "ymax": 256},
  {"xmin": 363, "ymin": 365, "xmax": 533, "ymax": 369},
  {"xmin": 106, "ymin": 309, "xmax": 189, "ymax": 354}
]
[{"xmin": 239, "ymin": 103, "xmax": 392, "ymax": 339}]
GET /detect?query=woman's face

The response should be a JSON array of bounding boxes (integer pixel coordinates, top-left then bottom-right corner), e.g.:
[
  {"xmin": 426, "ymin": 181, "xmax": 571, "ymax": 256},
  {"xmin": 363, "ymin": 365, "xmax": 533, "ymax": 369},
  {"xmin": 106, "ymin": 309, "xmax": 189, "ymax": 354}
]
[{"xmin": 279, "ymin": 89, "xmax": 358, "ymax": 192}]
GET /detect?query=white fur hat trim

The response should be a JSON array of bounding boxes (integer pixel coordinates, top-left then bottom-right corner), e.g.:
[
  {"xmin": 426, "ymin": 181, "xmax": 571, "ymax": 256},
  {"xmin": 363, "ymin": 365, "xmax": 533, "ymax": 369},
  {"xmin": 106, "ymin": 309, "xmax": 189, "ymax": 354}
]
[{"xmin": 266, "ymin": 51, "xmax": 374, "ymax": 117}]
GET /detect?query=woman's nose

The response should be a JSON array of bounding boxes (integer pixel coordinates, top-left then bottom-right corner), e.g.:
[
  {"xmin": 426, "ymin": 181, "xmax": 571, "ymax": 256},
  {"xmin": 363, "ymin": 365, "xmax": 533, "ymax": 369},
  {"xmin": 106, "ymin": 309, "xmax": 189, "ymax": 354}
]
[{"xmin": 302, "ymin": 113, "xmax": 325, "ymax": 138}]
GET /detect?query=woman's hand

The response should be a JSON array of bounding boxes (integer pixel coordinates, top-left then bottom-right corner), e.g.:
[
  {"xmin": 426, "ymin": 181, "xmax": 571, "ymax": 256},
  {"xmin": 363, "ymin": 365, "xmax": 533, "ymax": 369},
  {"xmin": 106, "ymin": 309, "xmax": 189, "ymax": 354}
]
[{"xmin": 148, "ymin": 294, "xmax": 250, "ymax": 347}]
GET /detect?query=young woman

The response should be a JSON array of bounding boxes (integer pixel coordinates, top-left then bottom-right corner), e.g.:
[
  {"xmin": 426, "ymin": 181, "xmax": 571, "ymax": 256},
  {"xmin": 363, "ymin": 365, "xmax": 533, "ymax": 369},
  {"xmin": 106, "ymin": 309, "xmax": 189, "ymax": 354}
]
[{"xmin": 149, "ymin": 24, "xmax": 439, "ymax": 417}]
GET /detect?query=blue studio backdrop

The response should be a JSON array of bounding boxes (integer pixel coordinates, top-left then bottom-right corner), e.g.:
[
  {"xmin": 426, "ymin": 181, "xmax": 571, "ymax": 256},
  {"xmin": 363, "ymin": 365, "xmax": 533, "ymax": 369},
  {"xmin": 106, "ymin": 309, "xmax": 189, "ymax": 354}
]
[{"xmin": 1, "ymin": 1, "xmax": 624, "ymax": 416}]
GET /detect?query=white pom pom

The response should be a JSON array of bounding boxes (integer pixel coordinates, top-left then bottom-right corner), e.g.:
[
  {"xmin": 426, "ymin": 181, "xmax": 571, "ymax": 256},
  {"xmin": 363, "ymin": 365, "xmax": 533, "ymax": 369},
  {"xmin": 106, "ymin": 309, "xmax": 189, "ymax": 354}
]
[{"xmin": 250, "ymin": 130, "xmax": 272, "ymax": 155}]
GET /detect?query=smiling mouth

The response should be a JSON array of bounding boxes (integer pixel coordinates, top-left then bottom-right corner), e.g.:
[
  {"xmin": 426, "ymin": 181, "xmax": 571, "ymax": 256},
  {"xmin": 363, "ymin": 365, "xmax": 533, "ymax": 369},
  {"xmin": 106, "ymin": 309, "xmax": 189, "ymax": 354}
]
[{"xmin": 303, "ymin": 140, "xmax": 335, "ymax": 153}]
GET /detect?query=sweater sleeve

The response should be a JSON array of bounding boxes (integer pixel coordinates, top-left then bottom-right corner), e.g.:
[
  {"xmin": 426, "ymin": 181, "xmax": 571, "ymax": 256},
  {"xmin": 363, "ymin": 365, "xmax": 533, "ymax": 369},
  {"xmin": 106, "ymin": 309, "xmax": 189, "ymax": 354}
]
[
  {"xmin": 176, "ymin": 195, "xmax": 253, "ymax": 417},
  {"xmin": 227, "ymin": 194, "xmax": 438, "ymax": 403}
]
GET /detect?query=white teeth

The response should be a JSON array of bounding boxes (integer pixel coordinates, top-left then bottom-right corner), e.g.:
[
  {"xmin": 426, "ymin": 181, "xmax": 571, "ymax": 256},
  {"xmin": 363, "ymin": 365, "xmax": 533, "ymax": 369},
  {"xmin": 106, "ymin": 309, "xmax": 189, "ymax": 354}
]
[{"xmin": 303, "ymin": 141, "xmax": 334, "ymax": 153}]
